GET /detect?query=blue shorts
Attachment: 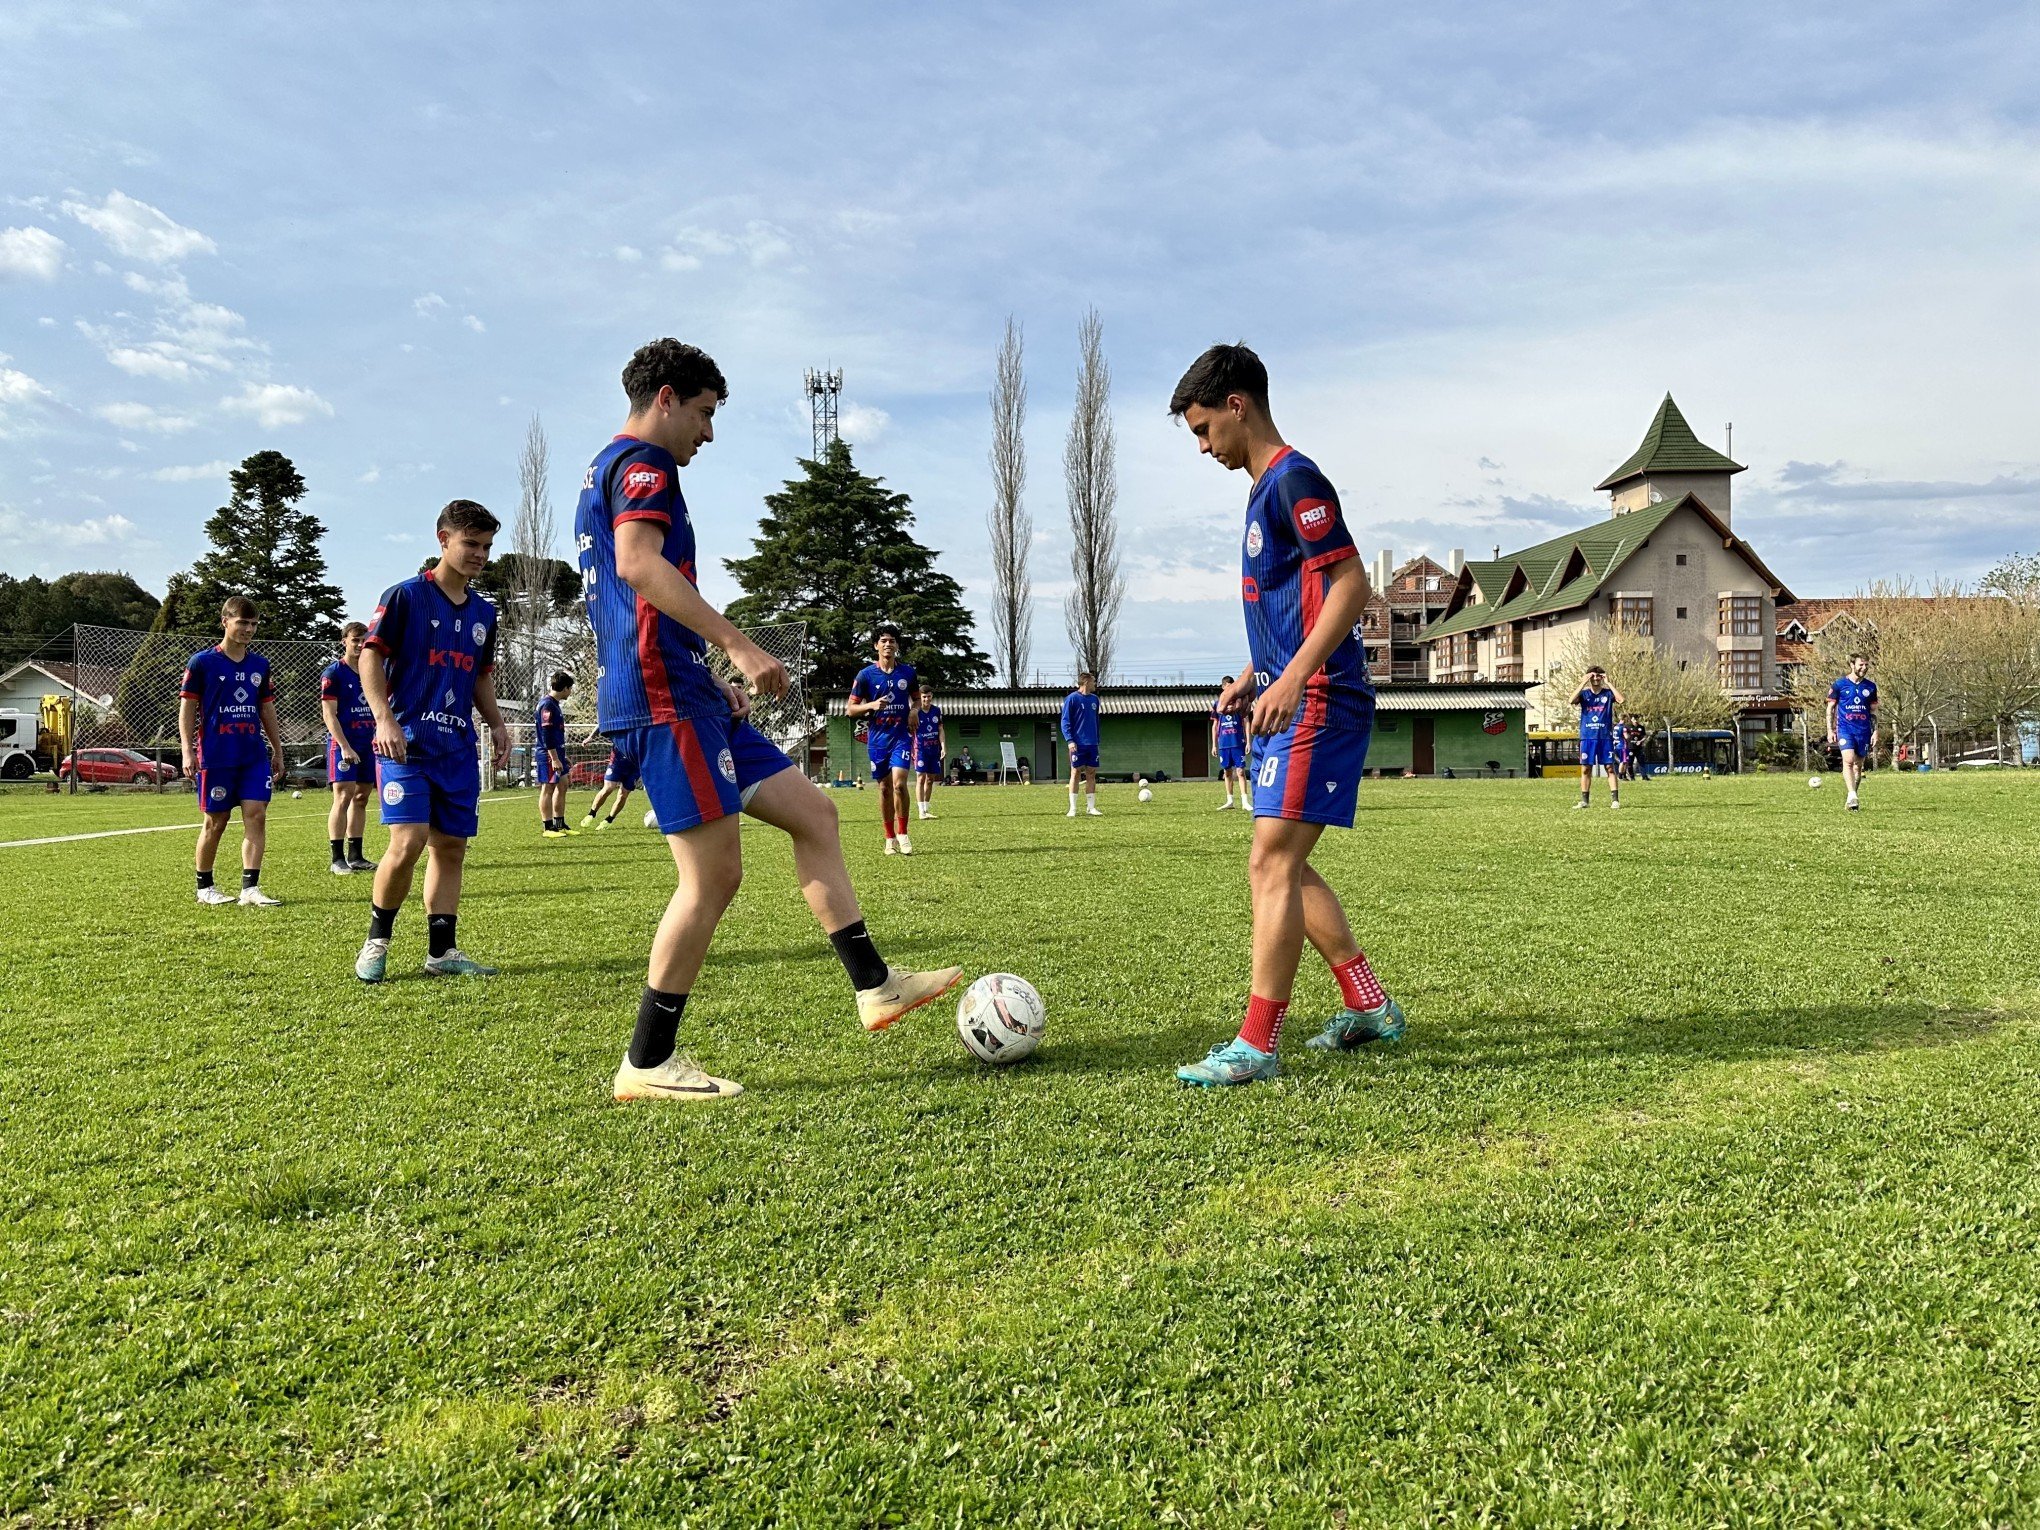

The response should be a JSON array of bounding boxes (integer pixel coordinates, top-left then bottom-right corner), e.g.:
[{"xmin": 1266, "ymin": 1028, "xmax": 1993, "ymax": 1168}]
[
  {"xmin": 1218, "ymin": 744, "xmax": 1246, "ymax": 771},
  {"xmin": 198, "ymin": 759, "xmax": 272, "ymax": 813},
  {"xmin": 1580, "ymin": 732, "xmax": 1616, "ymax": 768},
  {"xmin": 1250, "ymin": 700, "xmax": 1373, "ymax": 829},
  {"xmin": 1838, "ymin": 728, "xmax": 1873, "ymax": 757},
  {"xmin": 535, "ymin": 745, "xmax": 566, "ymax": 785},
  {"xmin": 327, "ymin": 736, "xmax": 373, "ymax": 786},
  {"xmin": 378, "ymin": 751, "xmax": 481, "ymax": 839},
  {"xmin": 1069, "ymin": 742, "xmax": 1100, "ymax": 770},
  {"xmin": 603, "ymin": 751, "xmax": 641, "ymax": 791},
  {"xmin": 621, "ymin": 715, "xmax": 795, "ymax": 835},
  {"xmin": 867, "ymin": 734, "xmax": 913, "ymax": 778},
  {"xmin": 917, "ymin": 751, "xmax": 943, "ymax": 776}
]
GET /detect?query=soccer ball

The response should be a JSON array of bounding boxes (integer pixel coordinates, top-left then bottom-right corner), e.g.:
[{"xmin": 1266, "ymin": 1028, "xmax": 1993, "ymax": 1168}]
[
  {"xmin": 643, "ymin": 808, "xmax": 660, "ymax": 829},
  {"xmin": 956, "ymin": 973, "xmax": 1046, "ymax": 1065},
  {"xmin": 290, "ymin": 790, "xmax": 302, "ymax": 799},
  {"xmin": 1137, "ymin": 787, "xmax": 1153, "ymax": 803},
  {"xmin": 1808, "ymin": 776, "xmax": 1823, "ymax": 789}
]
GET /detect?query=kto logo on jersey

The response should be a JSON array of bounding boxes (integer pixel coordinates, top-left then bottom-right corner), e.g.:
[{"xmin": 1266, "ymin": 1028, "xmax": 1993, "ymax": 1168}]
[
  {"xmin": 620, "ymin": 463, "xmax": 668, "ymax": 500},
  {"xmin": 1245, "ymin": 520, "xmax": 1264, "ymax": 558},
  {"xmin": 382, "ymin": 780, "xmax": 405, "ymax": 805},
  {"xmin": 717, "ymin": 748, "xmax": 736, "ymax": 783},
  {"xmin": 1295, "ymin": 499, "xmax": 1335, "ymax": 541}
]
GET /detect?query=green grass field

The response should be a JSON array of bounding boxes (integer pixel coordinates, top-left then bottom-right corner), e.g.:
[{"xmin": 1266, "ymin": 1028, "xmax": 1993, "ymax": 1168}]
[{"xmin": 5, "ymin": 771, "xmax": 2039, "ymax": 1526}]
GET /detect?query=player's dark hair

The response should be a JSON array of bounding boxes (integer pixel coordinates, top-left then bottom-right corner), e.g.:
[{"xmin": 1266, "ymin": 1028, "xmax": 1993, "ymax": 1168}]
[
  {"xmin": 341, "ymin": 620, "xmax": 368, "ymax": 639},
  {"xmin": 437, "ymin": 499, "xmax": 501, "ymax": 535},
  {"xmin": 221, "ymin": 595, "xmax": 256, "ymax": 622},
  {"xmin": 874, "ymin": 622, "xmax": 902, "ymax": 644},
  {"xmin": 623, "ymin": 339, "xmax": 728, "ymax": 413},
  {"xmin": 1848, "ymin": 650, "xmax": 1868, "ymax": 662},
  {"xmin": 550, "ymin": 670, "xmax": 575, "ymax": 693},
  {"xmin": 1222, "ymin": 675, "xmax": 1234, "ymax": 685},
  {"xmin": 1168, "ymin": 343, "xmax": 1269, "ymax": 418}
]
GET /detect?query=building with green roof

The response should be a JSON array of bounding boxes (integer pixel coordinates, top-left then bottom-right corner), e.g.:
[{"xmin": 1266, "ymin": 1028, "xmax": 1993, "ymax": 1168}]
[{"xmin": 1421, "ymin": 396, "xmax": 1793, "ymax": 735}]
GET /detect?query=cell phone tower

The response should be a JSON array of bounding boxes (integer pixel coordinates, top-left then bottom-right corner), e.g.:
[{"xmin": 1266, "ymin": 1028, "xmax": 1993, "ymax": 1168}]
[{"xmin": 803, "ymin": 368, "xmax": 842, "ymax": 459}]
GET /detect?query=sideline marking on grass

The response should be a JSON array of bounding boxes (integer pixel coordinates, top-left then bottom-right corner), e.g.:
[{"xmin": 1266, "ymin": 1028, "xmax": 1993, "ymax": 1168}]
[{"xmin": 0, "ymin": 794, "xmax": 526, "ymax": 850}]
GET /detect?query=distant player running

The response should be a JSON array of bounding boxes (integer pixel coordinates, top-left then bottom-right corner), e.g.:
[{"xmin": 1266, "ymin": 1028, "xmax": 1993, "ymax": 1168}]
[
  {"xmin": 179, "ymin": 595, "xmax": 285, "ymax": 906},
  {"xmin": 580, "ymin": 745, "xmax": 640, "ymax": 830},
  {"xmin": 354, "ymin": 500, "xmax": 512, "ymax": 982},
  {"xmin": 320, "ymin": 620, "xmax": 379, "ymax": 875},
  {"xmin": 1062, "ymin": 671, "xmax": 1102, "ymax": 816},
  {"xmin": 1212, "ymin": 679, "xmax": 1250, "ymax": 808},
  {"xmin": 913, "ymin": 683, "xmax": 944, "ymax": 820},
  {"xmin": 1573, "ymin": 665, "xmax": 1625, "ymax": 810},
  {"xmin": 1168, "ymin": 343, "xmax": 1404, "ymax": 1086},
  {"xmin": 577, "ymin": 338, "xmax": 961, "ymax": 1102},
  {"xmin": 1827, "ymin": 652, "xmax": 1878, "ymax": 811},
  {"xmin": 535, "ymin": 670, "xmax": 575, "ymax": 837},
  {"xmin": 846, "ymin": 625, "xmax": 918, "ymax": 854}
]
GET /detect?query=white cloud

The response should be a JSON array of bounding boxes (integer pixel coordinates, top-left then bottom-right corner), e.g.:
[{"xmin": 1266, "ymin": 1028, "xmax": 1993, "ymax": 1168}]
[
  {"xmin": 658, "ymin": 248, "xmax": 701, "ymax": 272},
  {"xmin": 658, "ymin": 220, "xmax": 797, "ymax": 271},
  {"xmin": 462, "ymin": 314, "xmax": 485, "ymax": 333},
  {"xmin": 220, "ymin": 382, "xmax": 333, "ymax": 427},
  {"xmin": 0, "ymin": 506, "xmax": 145, "ymax": 554},
  {"xmin": 614, "ymin": 245, "xmax": 643, "ymax": 263},
  {"xmin": 96, "ymin": 400, "xmax": 196, "ymax": 434},
  {"xmin": 0, "ymin": 363, "xmax": 55, "ymax": 408},
  {"xmin": 839, "ymin": 403, "xmax": 891, "ymax": 444},
  {"xmin": 62, "ymin": 191, "xmax": 215, "ymax": 264},
  {"xmin": 37, "ymin": 316, "xmax": 56, "ymax": 327},
  {"xmin": 413, "ymin": 292, "xmax": 447, "ymax": 317},
  {"xmin": 0, "ymin": 225, "xmax": 65, "ymax": 280},
  {"xmin": 106, "ymin": 345, "xmax": 196, "ymax": 381},
  {"xmin": 358, "ymin": 466, "xmax": 381, "ymax": 484},
  {"xmin": 149, "ymin": 460, "xmax": 232, "ymax": 483},
  {"xmin": 79, "ymin": 280, "xmax": 256, "ymax": 381}
]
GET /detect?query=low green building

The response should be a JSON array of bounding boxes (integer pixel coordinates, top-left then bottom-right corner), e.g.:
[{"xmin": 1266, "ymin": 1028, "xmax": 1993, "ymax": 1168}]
[{"xmin": 822, "ymin": 683, "xmax": 1531, "ymax": 781}]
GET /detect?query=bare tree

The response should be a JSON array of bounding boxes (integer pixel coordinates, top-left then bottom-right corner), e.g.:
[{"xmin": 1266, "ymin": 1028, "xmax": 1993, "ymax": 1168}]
[
  {"xmin": 509, "ymin": 414, "xmax": 557, "ymax": 709},
  {"xmin": 1550, "ymin": 617, "xmax": 1737, "ymax": 733},
  {"xmin": 987, "ymin": 317, "xmax": 1033, "ymax": 688},
  {"xmin": 1062, "ymin": 307, "xmax": 1124, "ymax": 679}
]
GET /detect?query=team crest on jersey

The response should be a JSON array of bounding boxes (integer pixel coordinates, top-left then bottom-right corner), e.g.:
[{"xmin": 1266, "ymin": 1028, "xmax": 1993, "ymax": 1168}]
[
  {"xmin": 1295, "ymin": 499, "xmax": 1335, "ymax": 541},
  {"xmin": 471, "ymin": 620, "xmax": 487, "ymax": 646},
  {"xmin": 382, "ymin": 780, "xmax": 405, "ymax": 805},
  {"xmin": 718, "ymin": 748, "xmax": 736, "ymax": 783},
  {"xmin": 210, "ymin": 786, "xmax": 226, "ymax": 802},
  {"xmin": 621, "ymin": 463, "xmax": 668, "ymax": 500},
  {"xmin": 1245, "ymin": 520, "xmax": 1264, "ymax": 558}
]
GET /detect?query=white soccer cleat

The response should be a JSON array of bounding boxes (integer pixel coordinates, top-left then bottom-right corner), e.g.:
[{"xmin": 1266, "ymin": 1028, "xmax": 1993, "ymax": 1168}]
[
  {"xmin": 884, "ymin": 837, "xmax": 898, "ymax": 855},
  {"xmin": 896, "ymin": 833, "xmax": 913, "ymax": 855},
  {"xmin": 613, "ymin": 1051, "xmax": 743, "ymax": 1103},
  {"xmin": 355, "ymin": 937, "xmax": 390, "ymax": 983},
  {"xmin": 423, "ymin": 949, "xmax": 498, "ymax": 978},
  {"xmin": 330, "ymin": 860, "xmax": 353, "ymax": 876},
  {"xmin": 1216, "ymin": 800, "xmax": 1233, "ymax": 810},
  {"xmin": 1087, "ymin": 806, "xmax": 1103, "ymax": 816},
  {"xmin": 238, "ymin": 886, "xmax": 282, "ymax": 906},
  {"xmin": 858, "ymin": 964, "xmax": 965, "ymax": 1033},
  {"xmin": 1610, "ymin": 799, "xmax": 1622, "ymax": 810},
  {"xmin": 1065, "ymin": 806, "xmax": 1077, "ymax": 817},
  {"xmin": 196, "ymin": 884, "xmax": 235, "ymax": 906},
  {"xmin": 1572, "ymin": 800, "xmax": 1590, "ymax": 810}
]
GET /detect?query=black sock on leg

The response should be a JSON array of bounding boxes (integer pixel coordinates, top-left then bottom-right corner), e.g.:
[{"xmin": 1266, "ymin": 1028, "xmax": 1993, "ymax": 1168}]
[
  {"xmin": 368, "ymin": 902, "xmax": 397, "ymax": 941},
  {"xmin": 242, "ymin": 867, "xmax": 260, "ymax": 890},
  {"xmin": 346, "ymin": 837, "xmax": 364, "ymax": 861},
  {"xmin": 330, "ymin": 838, "xmax": 344, "ymax": 862},
  {"xmin": 628, "ymin": 987, "xmax": 688, "ymax": 1069},
  {"xmin": 196, "ymin": 869, "xmax": 213, "ymax": 891},
  {"xmin": 427, "ymin": 913, "xmax": 456, "ymax": 958},
  {"xmin": 828, "ymin": 919, "xmax": 889, "ymax": 990}
]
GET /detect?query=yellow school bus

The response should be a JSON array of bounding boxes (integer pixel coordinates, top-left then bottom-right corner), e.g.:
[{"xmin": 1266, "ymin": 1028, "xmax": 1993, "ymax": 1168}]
[{"xmin": 1527, "ymin": 729, "xmax": 1581, "ymax": 780}]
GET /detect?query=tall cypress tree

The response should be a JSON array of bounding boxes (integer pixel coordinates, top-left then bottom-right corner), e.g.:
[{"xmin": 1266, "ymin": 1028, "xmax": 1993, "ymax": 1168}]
[
  {"xmin": 179, "ymin": 451, "xmax": 345, "ymax": 640},
  {"xmin": 725, "ymin": 439, "xmax": 992, "ymax": 693}
]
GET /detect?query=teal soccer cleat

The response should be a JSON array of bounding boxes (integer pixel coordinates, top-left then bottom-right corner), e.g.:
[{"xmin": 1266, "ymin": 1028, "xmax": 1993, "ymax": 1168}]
[
  {"xmin": 1176, "ymin": 1037, "xmax": 1280, "ymax": 1087},
  {"xmin": 354, "ymin": 937, "xmax": 389, "ymax": 984},
  {"xmin": 423, "ymin": 949, "xmax": 499, "ymax": 978},
  {"xmin": 1304, "ymin": 996, "xmax": 1407, "ymax": 1052}
]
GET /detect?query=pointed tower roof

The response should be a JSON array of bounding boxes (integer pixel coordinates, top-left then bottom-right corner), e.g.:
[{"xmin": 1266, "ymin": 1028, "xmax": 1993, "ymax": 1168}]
[{"xmin": 1594, "ymin": 393, "xmax": 1744, "ymax": 491}]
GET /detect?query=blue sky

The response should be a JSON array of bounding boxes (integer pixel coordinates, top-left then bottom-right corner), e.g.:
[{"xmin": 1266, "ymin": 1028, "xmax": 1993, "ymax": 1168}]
[{"xmin": 3, "ymin": 1, "xmax": 2037, "ymax": 679}]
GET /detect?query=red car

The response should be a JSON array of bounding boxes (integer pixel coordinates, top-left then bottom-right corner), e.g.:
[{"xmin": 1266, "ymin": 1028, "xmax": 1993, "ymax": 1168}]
[
  {"xmin": 567, "ymin": 758, "xmax": 607, "ymax": 788},
  {"xmin": 60, "ymin": 748, "xmax": 180, "ymax": 785}
]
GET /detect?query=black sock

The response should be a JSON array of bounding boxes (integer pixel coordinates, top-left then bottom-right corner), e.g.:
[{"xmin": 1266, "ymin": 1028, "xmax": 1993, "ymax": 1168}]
[
  {"xmin": 196, "ymin": 869, "xmax": 213, "ymax": 891},
  {"xmin": 605, "ymin": 812, "xmax": 618, "ymax": 823},
  {"xmin": 628, "ymin": 986, "xmax": 688, "ymax": 1068},
  {"xmin": 368, "ymin": 902, "xmax": 397, "ymax": 941},
  {"xmin": 828, "ymin": 919, "xmax": 889, "ymax": 991},
  {"xmin": 330, "ymin": 838, "xmax": 344, "ymax": 863},
  {"xmin": 242, "ymin": 867, "xmax": 260, "ymax": 890},
  {"xmin": 346, "ymin": 837, "xmax": 363, "ymax": 861},
  {"xmin": 427, "ymin": 913, "xmax": 456, "ymax": 958}
]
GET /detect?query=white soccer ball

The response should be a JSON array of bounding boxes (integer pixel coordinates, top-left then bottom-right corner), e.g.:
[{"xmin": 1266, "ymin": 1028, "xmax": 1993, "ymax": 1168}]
[
  {"xmin": 291, "ymin": 790, "xmax": 302, "ymax": 799},
  {"xmin": 956, "ymin": 973, "xmax": 1046, "ymax": 1065},
  {"xmin": 1808, "ymin": 776, "xmax": 1823, "ymax": 789},
  {"xmin": 1137, "ymin": 787, "xmax": 1153, "ymax": 802},
  {"xmin": 643, "ymin": 808, "xmax": 660, "ymax": 829}
]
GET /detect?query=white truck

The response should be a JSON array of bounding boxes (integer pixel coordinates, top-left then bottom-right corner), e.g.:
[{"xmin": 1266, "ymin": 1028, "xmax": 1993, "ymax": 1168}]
[{"xmin": 0, "ymin": 709, "xmax": 51, "ymax": 779}]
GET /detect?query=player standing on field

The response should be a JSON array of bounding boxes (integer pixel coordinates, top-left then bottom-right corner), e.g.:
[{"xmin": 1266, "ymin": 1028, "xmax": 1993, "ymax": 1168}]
[
  {"xmin": 1169, "ymin": 343, "xmax": 1405, "ymax": 1086},
  {"xmin": 577, "ymin": 338, "xmax": 961, "ymax": 1102},
  {"xmin": 353, "ymin": 500, "xmax": 512, "ymax": 982},
  {"xmin": 914, "ymin": 683, "xmax": 944, "ymax": 820},
  {"xmin": 535, "ymin": 671, "xmax": 575, "ymax": 837},
  {"xmin": 1827, "ymin": 652, "xmax": 1878, "ymax": 811},
  {"xmin": 180, "ymin": 594, "xmax": 285, "ymax": 906},
  {"xmin": 320, "ymin": 620, "xmax": 379, "ymax": 875},
  {"xmin": 1572, "ymin": 665, "xmax": 1624, "ymax": 810},
  {"xmin": 846, "ymin": 625, "xmax": 918, "ymax": 854},
  {"xmin": 580, "ymin": 744, "xmax": 640, "ymax": 830},
  {"xmin": 1062, "ymin": 671, "xmax": 1102, "ymax": 816},
  {"xmin": 1212, "ymin": 678, "xmax": 1250, "ymax": 809}
]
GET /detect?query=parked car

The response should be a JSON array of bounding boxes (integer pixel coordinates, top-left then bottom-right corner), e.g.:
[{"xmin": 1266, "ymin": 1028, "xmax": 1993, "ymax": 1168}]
[
  {"xmin": 567, "ymin": 757, "xmax": 607, "ymax": 788},
  {"xmin": 59, "ymin": 748, "xmax": 180, "ymax": 785}
]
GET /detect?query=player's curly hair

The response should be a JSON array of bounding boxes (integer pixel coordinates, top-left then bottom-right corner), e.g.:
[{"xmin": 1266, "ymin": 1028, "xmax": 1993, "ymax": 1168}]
[
  {"xmin": 623, "ymin": 339, "xmax": 728, "ymax": 412},
  {"xmin": 1168, "ymin": 342, "xmax": 1269, "ymax": 418},
  {"xmin": 437, "ymin": 499, "xmax": 501, "ymax": 535}
]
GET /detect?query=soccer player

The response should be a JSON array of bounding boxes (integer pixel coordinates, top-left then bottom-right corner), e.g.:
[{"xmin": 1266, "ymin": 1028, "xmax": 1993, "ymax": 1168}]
[
  {"xmin": 353, "ymin": 500, "xmax": 512, "ymax": 982},
  {"xmin": 320, "ymin": 620, "xmax": 379, "ymax": 875},
  {"xmin": 577, "ymin": 338, "xmax": 962, "ymax": 1102},
  {"xmin": 1168, "ymin": 343, "xmax": 1404, "ymax": 1086},
  {"xmin": 535, "ymin": 670, "xmax": 575, "ymax": 837},
  {"xmin": 1827, "ymin": 651, "xmax": 1878, "ymax": 811},
  {"xmin": 1062, "ymin": 671, "xmax": 1102, "ymax": 816},
  {"xmin": 913, "ymin": 683, "xmax": 944, "ymax": 819},
  {"xmin": 1572, "ymin": 665, "xmax": 1625, "ymax": 810},
  {"xmin": 179, "ymin": 595, "xmax": 285, "ymax": 906},
  {"xmin": 1212, "ymin": 679, "xmax": 1250, "ymax": 808},
  {"xmin": 846, "ymin": 624, "xmax": 918, "ymax": 854},
  {"xmin": 580, "ymin": 744, "xmax": 640, "ymax": 830}
]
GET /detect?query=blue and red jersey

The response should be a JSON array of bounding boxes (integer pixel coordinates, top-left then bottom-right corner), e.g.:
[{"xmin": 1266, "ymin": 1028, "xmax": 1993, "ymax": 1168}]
[
  {"xmin": 1213, "ymin": 707, "xmax": 1243, "ymax": 749},
  {"xmin": 575, "ymin": 435, "xmax": 727, "ymax": 731},
  {"xmin": 362, "ymin": 570, "xmax": 497, "ymax": 760},
  {"xmin": 1240, "ymin": 448, "xmax": 1373, "ymax": 730},
  {"xmin": 1576, "ymin": 687, "xmax": 1617, "ymax": 735},
  {"xmin": 319, "ymin": 660, "xmax": 375, "ymax": 750},
  {"xmin": 851, "ymin": 662, "xmax": 918, "ymax": 747},
  {"xmin": 916, "ymin": 704, "xmax": 943, "ymax": 752},
  {"xmin": 180, "ymin": 647, "xmax": 272, "ymax": 768},
  {"xmin": 1830, "ymin": 675, "xmax": 1877, "ymax": 730},
  {"xmin": 535, "ymin": 695, "xmax": 567, "ymax": 754}
]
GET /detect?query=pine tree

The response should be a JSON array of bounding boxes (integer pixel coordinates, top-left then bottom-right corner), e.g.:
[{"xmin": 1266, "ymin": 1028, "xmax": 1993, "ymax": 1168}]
[
  {"xmin": 725, "ymin": 439, "xmax": 992, "ymax": 693},
  {"xmin": 178, "ymin": 452, "xmax": 345, "ymax": 640}
]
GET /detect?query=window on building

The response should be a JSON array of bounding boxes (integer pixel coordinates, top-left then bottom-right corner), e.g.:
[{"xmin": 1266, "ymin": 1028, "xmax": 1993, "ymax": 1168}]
[
  {"xmin": 1720, "ymin": 650, "xmax": 1763, "ymax": 691},
  {"xmin": 1613, "ymin": 595, "xmax": 1654, "ymax": 635},
  {"xmin": 1720, "ymin": 594, "xmax": 1763, "ymax": 637},
  {"xmin": 1675, "ymin": 606, "xmax": 1688, "ymax": 619},
  {"xmin": 1675, "ymin": 553, "xmax": 1688, "ymax": 566},
  {"xmin": 961, "ymin": 721, "xmax": 982, "ymax": 737}
]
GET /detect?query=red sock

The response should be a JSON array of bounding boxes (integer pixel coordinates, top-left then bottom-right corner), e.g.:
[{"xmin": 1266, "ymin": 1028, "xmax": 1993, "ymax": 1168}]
[
  {"xmin": 1331, "ymin": 951, "xmax": 1387, "ymax": 1012},
  {"xmin": 1239, "ymin": 994, "xmax": 1288, "ymax": 1053}
]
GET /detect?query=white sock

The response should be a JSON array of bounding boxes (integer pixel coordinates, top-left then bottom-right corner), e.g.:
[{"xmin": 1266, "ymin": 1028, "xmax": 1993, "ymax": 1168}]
[
  {"xmin": 1069, "ymin": 792, "xmax": 1078, "ymax": 810},
  {"xmin": 1086, "ymin": 791, "xmax": 1097, "ymax": 809}
]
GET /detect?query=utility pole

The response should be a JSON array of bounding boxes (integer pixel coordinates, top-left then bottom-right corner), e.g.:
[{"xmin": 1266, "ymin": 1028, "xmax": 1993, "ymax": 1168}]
[{"xmin": 804, "ymin": 368, "xmax": 842, "ymax": 458}]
